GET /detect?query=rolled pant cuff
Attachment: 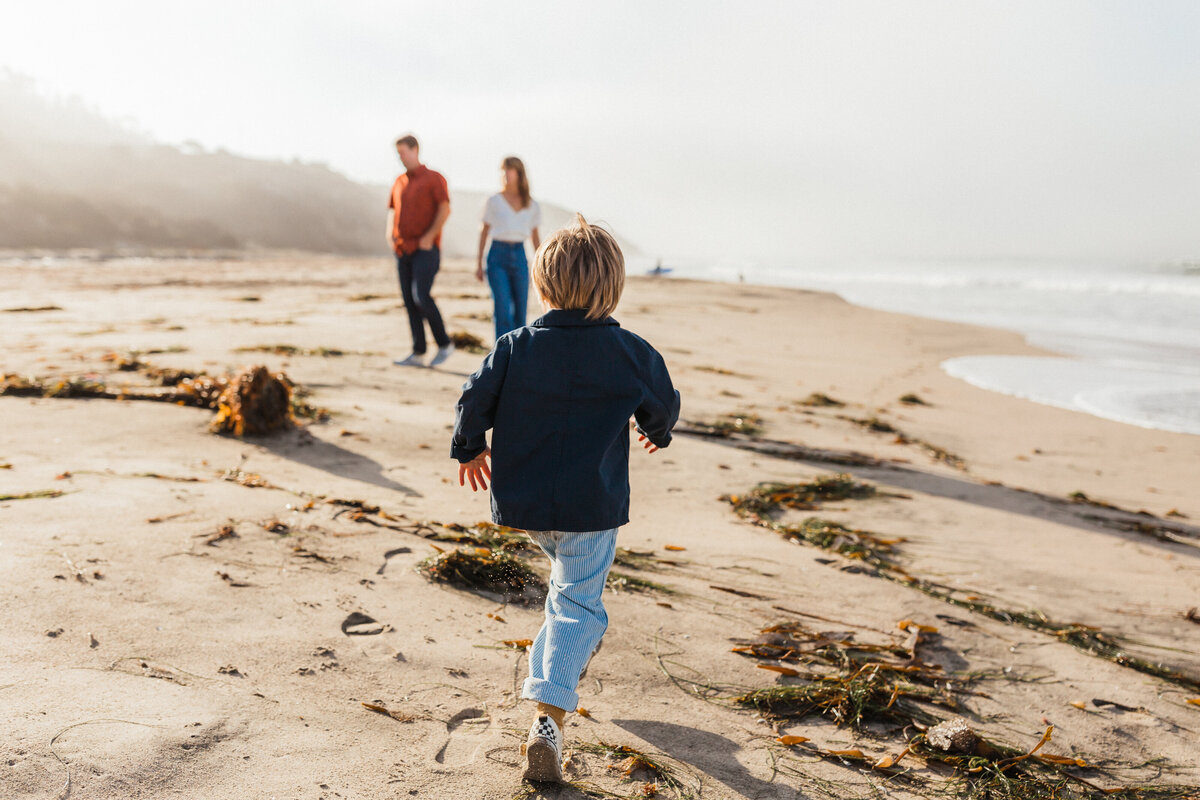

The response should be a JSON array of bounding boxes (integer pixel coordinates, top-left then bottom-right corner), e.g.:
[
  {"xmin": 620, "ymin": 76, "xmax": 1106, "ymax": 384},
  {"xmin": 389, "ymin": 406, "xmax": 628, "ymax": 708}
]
[{"xmin": 521, "ymin": 677, "xmax": 578, "ymax": 712}]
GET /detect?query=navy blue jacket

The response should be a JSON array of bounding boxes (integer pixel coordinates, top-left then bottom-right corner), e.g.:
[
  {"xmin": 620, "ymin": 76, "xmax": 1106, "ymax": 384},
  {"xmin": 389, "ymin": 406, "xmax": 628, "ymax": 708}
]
[{"xmin": 451, "ymin": 309, "xmax": 680, "ymax": 532}]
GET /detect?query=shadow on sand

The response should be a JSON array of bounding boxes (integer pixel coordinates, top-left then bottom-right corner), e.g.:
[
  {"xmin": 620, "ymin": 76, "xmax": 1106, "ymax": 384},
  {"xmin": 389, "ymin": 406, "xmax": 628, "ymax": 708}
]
[
  {"xmin": 680, "ymin": 430, "xmax": 1200, "ymax": 559},
  {"xmin": 256, "ymin": 427, "xmax": 421, "ymax": 497},
  {"xmin": 610, "ymin": 719, "xmax": 801, "ymax": 800}
]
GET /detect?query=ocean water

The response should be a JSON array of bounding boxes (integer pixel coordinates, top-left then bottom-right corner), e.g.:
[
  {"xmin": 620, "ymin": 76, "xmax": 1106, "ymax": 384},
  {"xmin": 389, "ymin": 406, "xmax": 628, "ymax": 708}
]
[{"xmin": 637, "ymin": 257, "xmax": 1200, "ymax": 436}]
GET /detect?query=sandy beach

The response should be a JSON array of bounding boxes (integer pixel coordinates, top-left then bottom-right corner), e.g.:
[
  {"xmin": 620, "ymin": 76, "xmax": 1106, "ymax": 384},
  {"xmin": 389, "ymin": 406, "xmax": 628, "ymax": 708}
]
[{"xmin": 2, "ymin": 253, "xmax": 1198, "ymax": 800}]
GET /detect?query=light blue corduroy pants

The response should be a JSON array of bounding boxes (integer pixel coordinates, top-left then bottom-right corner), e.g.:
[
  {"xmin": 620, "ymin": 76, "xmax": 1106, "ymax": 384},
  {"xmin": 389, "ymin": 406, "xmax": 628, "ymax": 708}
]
[{"xmin": 520, "ymin": 528, "xmax": 618, "ymax": 712}]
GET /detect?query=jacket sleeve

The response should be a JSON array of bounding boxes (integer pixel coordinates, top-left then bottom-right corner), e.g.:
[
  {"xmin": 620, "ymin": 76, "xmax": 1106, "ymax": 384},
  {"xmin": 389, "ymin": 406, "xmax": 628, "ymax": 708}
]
[
  {"xmin": 450, "ymin": 337, "xmax": 512, "ymax": 462},
  {"xmin": 633, "ymin": 347, "xmax": 681, "ymax": 449}
]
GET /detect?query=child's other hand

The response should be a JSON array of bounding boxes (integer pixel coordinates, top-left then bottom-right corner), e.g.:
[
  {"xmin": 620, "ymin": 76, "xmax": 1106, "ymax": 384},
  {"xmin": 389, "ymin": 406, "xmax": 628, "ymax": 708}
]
[
  {"xmin": 458, "ymin": 449, "xmax": 492, "ymax": 491},
  {"xmin": 637, "ymin": 434, "xmax": 659, "ymax": 454}
]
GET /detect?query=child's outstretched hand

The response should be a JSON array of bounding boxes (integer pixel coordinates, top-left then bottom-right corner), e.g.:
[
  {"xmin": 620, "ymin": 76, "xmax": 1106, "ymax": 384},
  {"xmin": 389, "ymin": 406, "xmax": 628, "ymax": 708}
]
[
  {"xmin": 637, "ymin": 434, "xmax": 659, "ymax": 454},
  {"xmin": 458, "ymin": 448, "xmax": 492, "ymax": 491}
]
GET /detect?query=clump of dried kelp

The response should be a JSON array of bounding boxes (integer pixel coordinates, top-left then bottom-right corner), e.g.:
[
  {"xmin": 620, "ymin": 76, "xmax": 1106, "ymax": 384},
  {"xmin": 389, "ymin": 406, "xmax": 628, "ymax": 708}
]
[
  {"xmin": 209, "ymin": 366, "xmax": 295, "ymax": 436},
  {"xmin": 725, "ymin": 620, "xmax": 1200, "ymax": 798},
  {"xmin": 418, "ymin": 547, "xmax": 547, "ymax": 605},
  {"xmin": 449, "ymin": 330, "xmax": 489, "ymax": 354},
  {"xmin": 723, "ymin": 475, "xmax": 876, "ymax": 518},
  {"xmin": 899, "ymin": 393, "xmax": 929, "ymax": 406},
  {"xmin": 799, "ymin": 392, "xmax": 845, "ymax": 408},
  {"xmin": 732, "ymin": 620, "xmax": 967, "ymax": 730}
]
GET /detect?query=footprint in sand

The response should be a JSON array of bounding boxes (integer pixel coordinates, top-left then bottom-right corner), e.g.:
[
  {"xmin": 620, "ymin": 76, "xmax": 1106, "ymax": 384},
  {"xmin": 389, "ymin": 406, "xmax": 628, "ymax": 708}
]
[
  {"xmin": 340, "ymin": 612, "xmax": 387, "ymax": 636},
  {"xmin": 432, "ymin": 707, "xmax": 494, "ymax": 767},
  {"xmin": 376, "ymin": 547, "xmax": 412, "ymax": 576}
]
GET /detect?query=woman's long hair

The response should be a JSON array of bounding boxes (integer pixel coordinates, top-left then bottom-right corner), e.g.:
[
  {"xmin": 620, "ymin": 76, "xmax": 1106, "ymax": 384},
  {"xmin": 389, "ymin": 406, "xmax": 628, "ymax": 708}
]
[{"xmin": 502, "ymin": 156, "xmax": 531, "ymax": 209}]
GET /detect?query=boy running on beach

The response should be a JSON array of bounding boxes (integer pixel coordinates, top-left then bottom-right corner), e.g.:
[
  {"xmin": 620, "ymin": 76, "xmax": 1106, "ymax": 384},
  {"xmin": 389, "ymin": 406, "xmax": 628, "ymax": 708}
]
[{"xmin": 451, "ymin": 215, "xmax": 680, "ymax": 783}]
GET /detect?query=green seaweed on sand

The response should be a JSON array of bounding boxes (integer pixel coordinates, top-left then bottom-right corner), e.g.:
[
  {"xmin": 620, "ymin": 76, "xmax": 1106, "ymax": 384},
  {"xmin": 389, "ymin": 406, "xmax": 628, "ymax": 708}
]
[
  {"xmin": 1067, "ymin": 490, "xmax": 1119, "ymax": 510},
  {"xmin": 731, "ymin": 620, "xmax": 971, "ymax": 730},
  {"xmin": 613, "ymin": 547, "xmax": 682, "ymax": 570},
  {"xmin": 840, "ymin": 415, "xmax": 967, "ymax": 470},
  {"xmin": 418, "ymin": 547, "xmax": 547, "ymax": 605},
  {"xmin": 722, "ymin": 475, "xmax": 876, "ymax": 517},
  {"xmin": 606, "ymin": 571, "xmax": 675, "ymax": 595},
  {"xmin": 687, "ymin": 411, "xmax": 764, "ymax": 437},
  {"xmin": 573, "ymin": 741, "xmax": 696, "ymax": 798},
  {"xmin": 906, "ymin": 722, "xmax": 1200, "ymax": 800},
  {"xmin": 234, "ymin": 344, "xmax": 380, "ymax": 357},
  {"xmin": 899, "ymin": 393, "xmax": 929, "ymax": 406},
  {"xmin": 734, "ymin": 666, "xmax": 949, "ymax": 729},
  {"xmin": 846, "ymin": 415, "xmax": 899, "ymax": 434},
  {"xmin": 1, "ymin": 361, "xmax": 329, "ymax": 427},
  {"xmin": 422, "ymin": 521, "xmax": 536, "ymax": 553},
  {"xmin": 799, "ymin": 392, "xmax": 845, "ymax": 407},
  {"xmin": 449, "ymin": 330, "xmax": 489, "ymax": 354},
  {"xmin": 0, "ymin": 489, "xmax": 65, "ymax": 501},
  {"xmin": 778, "ymin": 518, "xmax": 904, "ymax": 566},
  {"xmin": 723, "ymin": 478, "xmax": 1200, "ymax": 693}
]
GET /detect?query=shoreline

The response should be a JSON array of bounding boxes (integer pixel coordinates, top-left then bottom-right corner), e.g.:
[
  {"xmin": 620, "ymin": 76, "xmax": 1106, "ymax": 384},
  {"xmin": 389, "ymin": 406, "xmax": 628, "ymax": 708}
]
[{"xmin": 631, "ymin": 258, "xmax": 1200, "ymax": 438}]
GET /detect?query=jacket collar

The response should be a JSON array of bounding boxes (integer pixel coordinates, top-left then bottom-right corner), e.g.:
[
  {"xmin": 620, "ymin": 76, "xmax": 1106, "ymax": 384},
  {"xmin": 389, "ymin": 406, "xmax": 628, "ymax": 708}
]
[{"xmin": 531, "ymin": 309, "xmax": 620, "ymax": 328}]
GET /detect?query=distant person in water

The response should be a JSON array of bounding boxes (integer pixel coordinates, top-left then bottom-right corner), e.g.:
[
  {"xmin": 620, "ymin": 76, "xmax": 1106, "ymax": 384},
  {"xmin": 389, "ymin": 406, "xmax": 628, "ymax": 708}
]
[
  {"xmin": 476, "ymin": 156, "xmax": 541, "ymax": 340},
  {"xmin": 388, "ymin": 134, "xmax": 454, "ymax": 367}
]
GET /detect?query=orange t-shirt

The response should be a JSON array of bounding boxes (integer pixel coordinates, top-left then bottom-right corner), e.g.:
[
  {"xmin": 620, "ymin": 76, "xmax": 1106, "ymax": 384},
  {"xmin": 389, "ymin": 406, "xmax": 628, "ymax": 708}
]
[{"xmin": 389, "ymin": 165, "xmax": 450, "ymax": 255}]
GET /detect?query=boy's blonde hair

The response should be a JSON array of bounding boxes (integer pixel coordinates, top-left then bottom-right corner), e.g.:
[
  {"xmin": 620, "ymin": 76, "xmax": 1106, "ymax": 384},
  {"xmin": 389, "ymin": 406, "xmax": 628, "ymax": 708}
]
[{"xmin": 532, "ymin": 214, "xmax": 625, "ymax": 320}]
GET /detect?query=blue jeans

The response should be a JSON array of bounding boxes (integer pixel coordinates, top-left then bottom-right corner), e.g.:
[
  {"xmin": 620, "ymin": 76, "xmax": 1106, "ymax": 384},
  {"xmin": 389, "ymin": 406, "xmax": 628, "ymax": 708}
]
[
  {"xmin": 521, "ymin": 528, "xmax": 618, "ymax": 711},
  {"xmin": 486, "ymin": 241, "xmax": 529, "ymax": 339},
  {"xmin": 396, "ymin": 247, "xmax": 449, "ymax": 355}
]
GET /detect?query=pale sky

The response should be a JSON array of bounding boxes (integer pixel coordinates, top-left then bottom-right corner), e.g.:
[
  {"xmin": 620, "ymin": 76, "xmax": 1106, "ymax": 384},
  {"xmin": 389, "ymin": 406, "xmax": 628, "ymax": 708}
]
[{"xmin": 3, "ymin": 1, "xmax": 1199, "ymax": 262}]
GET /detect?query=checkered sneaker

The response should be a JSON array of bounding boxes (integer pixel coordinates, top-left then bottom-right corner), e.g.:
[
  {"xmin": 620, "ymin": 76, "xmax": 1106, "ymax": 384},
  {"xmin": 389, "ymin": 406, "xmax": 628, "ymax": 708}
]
[{"xmin": 522, "ymin": 715, "xmax": 564, "ymax": 783}]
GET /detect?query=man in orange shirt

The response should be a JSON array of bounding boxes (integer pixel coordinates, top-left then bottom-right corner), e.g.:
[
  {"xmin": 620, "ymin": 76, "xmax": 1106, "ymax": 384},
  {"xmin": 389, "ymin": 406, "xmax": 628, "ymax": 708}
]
[{"xmin": 388, "ymin": 134, "xmax": 454, "ymax": 367}]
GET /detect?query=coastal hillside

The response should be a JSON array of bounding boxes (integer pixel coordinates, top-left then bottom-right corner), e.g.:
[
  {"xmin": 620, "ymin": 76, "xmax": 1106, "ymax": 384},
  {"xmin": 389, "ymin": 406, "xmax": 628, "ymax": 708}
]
[{"xmin": 0, "ymin": 75, "xmax": 577, "ymax": 256}]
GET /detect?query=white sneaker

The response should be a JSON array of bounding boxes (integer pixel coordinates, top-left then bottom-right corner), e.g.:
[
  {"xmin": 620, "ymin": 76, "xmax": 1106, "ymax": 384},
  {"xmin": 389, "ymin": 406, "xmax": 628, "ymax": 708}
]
[
  {"xmin": 522, "ymin": 715, "xmax": 564, "ymax": 783},
  {"xmin": 393, "ymin": 353, "xmax": 425, "ymax": 367},
  {"xmin": 429, "ymin": 342, "xmax": 456, "ymax": 367}
]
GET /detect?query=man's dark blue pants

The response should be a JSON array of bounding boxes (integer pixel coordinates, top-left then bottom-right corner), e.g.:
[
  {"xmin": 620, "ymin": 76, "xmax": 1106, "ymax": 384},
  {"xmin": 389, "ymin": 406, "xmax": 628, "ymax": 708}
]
[{"xmin": 396, "ymin": 246, "xmax": 450, "ymax": 355}]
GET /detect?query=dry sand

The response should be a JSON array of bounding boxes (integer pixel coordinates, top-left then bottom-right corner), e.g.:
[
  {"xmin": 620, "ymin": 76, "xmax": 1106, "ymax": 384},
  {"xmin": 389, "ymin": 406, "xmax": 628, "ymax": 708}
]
[{"xmin": 2, "ymin": 254, "xmax": 1198, "ymax": 799}]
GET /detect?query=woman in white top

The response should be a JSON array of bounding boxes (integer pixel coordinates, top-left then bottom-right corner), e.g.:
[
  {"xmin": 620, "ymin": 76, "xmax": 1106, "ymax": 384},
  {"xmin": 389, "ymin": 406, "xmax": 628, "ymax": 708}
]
[{"xmin": 477, "ymin": 156, "xmax": 542, "ymax": 339}]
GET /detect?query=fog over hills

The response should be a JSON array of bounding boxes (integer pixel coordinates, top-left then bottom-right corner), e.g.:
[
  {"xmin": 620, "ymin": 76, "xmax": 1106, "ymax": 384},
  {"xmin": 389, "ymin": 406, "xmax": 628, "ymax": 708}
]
[{"xmin": 0, "ymin": 75, "xmax": 579, "ymax": 257}]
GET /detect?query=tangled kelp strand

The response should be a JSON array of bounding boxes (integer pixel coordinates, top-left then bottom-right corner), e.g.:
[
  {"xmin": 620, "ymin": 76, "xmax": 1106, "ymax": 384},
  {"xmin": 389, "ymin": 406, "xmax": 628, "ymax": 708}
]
[
  {"xmin": 422, "ymin": 521, "xmax": 536, "ymax": 553},
  {"xmin": 682, "ymin": 411, "xmax": 764, "ymax": 438},
  {"xmin": 234, "ymin": 344, "xmax": 382, "ymax": 357},
  {"xmin": 723, "ymin": 474, "xmax": 877, "ymax": 517},
  {"xmin": 418, "ymin": 547, "xmax": 547, "ymax": 605},
  {"xmin": 799, "ymin": 392, "xmax": 845, "ymax": 408},
  {"xmin": 2, "ymin": 359, "xmax": 328, "ymax": 431},
  {"xmin": 449, "ymin": 330, "xmax": 489, "ymax": 354},
  {"xmin": 573, "ymin": 741, "xmax": 697, "ymax": 799},
  {"xmin": 732, "ymin": 620, "xmax": 973, "ymax": 730},
  {"xmin": 0, "ymin": 489, "xmax": 65, "ymax": 501}
]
